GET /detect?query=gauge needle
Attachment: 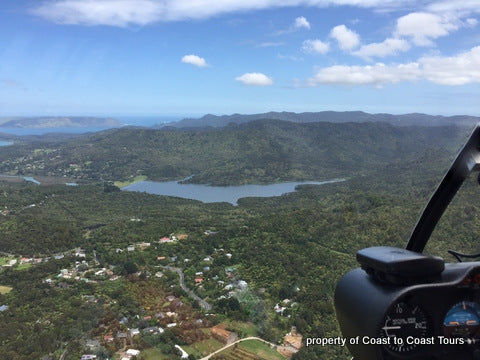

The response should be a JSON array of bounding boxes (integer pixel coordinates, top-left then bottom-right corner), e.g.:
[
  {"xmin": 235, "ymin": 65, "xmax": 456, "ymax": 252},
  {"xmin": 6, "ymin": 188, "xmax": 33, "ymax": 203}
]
[{"xmin": 382, "ymin": 326, "xmax": 401, "ymax": 330}]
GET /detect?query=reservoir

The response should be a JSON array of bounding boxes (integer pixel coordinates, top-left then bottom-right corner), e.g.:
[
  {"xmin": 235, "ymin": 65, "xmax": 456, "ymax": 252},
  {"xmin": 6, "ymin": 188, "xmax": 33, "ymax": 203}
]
[{"xmin": 122, "ymin": 178, "xmax": 345, "ymax": 205}]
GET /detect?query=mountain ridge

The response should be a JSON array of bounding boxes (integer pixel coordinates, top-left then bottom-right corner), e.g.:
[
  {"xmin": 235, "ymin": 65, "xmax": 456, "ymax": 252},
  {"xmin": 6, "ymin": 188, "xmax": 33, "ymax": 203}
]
[{"xmin": 158, "ymin": 111, "xmax": 480, "ymax": 129}]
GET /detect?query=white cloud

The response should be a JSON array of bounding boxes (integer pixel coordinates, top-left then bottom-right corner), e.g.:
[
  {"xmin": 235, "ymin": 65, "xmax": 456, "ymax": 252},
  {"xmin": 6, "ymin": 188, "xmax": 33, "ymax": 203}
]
[
  {"xmin": 31, "ymin": 0, "xmax": 163, "ymax": 27},
  {"xmin": 181, "ymin": 55, "xmax": 208, "ymax": 67},
  {"xmin": 420, "ymin": 46, "xmax": 480, "ymax": 85},
  {"xmin": 427, "ymin": 0, "xmax": 480, "ymax": 16},
  {"xmin": 307, "ymin": 63, "xmax": 420, "ymax": 86},
  {"xmin": 353, "ymin": 38, "xmax": 410, "ymax": 59},
  {"xmin": 294, "ymin": 16, "xmax": 310, "ymax": 29},
  {"xmin": 31, "ymin": 0, "xmax": 420, "ymax": 27},
  {"xmin": 235, "ymin": 73, "xmax": 274, "ymax": 86},
  {"xmin": 395, "ymin": 12, "xmax": 458, "ymax": 46},
  {"xmin": 306, "ymin": 46, "xmax": 480, "ymax": 86},
  {"xmin": 330, "ymin": 25, "xmax": 360, "ymax": 51},
  {"xmin": 302, "ymin": 39, "xmax": 330, "ymax": 54}
]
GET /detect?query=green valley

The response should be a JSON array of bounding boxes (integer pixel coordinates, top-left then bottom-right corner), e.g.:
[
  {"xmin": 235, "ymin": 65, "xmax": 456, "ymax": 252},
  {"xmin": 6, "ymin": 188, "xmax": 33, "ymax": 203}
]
[{"xmin": 0, "ymin": 119, "xmax": 479, "ymax": 360}]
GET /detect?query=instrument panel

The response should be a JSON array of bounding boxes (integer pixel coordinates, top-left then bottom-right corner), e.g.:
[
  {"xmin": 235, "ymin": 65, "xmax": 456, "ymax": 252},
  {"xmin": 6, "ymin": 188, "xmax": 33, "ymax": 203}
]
[{"xmin": 335, "ymin": 263, "xmax": 480, "ymax": 360}]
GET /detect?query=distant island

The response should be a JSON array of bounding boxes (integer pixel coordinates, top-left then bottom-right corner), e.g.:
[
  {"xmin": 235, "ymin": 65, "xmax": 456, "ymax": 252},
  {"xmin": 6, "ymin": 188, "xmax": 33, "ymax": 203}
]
[{"xmin": 0, "ymin": 116, "xmax": 123, "ymax": 128}]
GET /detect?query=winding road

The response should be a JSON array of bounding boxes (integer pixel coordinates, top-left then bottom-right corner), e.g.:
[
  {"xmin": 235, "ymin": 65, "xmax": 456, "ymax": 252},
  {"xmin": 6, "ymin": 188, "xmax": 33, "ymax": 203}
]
[
  {"xmin": 160, "ymin": 265, "xmax": 212, "ymax": 311},
  {"xmin": 199, "ymin": 337, "xmax": 277, "ymax": 360}
]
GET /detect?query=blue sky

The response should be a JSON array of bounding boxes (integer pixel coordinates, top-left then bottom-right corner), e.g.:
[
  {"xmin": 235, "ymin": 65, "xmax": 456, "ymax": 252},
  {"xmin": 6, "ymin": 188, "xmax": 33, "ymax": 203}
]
[{"xmin": 1, "ymin": 0, "xmax": 479, "ymax": 117}]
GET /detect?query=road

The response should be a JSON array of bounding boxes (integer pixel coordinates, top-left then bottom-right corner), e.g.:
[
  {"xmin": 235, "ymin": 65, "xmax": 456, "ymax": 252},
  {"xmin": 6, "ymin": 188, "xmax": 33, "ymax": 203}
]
[
  {"xmin": 160, "ymin": 265, "xmax": 212, "ymax": 311},
  {"xmin": 199, "ymin": 336, "xmax": 277, "ymax": 360}
]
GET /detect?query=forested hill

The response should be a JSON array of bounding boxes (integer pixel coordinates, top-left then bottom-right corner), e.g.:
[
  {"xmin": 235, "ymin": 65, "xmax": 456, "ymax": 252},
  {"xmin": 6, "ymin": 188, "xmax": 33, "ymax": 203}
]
[
  {"xmin": 160, "ymin": 111, "xmax": 480, "ymax": 129},
  {"xmin": 0, "ymin": 120, "xmax": 470, "ymax": 186}
]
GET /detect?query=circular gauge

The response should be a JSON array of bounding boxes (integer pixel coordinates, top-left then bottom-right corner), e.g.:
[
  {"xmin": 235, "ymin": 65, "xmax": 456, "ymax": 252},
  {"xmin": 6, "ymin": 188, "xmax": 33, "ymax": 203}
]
[
  {"xmin": 443, "ymin": 301, "xmax": 480, "ymax": 339},
  {"xmin": 380, "ymin": 302, "xmax": 429, "ymax": 353}
]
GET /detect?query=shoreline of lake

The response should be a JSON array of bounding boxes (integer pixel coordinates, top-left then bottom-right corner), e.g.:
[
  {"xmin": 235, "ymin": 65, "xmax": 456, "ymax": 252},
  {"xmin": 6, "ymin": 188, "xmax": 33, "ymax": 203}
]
[{"xmin": 122, "ymin": 178, "xmax": 346, "ymax": 205}]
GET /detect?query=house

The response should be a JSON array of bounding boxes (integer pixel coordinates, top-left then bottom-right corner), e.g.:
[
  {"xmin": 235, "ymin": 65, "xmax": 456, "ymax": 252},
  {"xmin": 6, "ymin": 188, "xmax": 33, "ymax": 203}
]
[
  {"xmin": 166, "ymin": 295, "xmax": 176, "ymax": 302},
  {"xmin": 21, "ymin": 257, "xmax": 32, "ymax": 264},
  {"xmin": 130, "ymin": 328, "xmax": 140, "ymax": 337},
  {"xmin": 138, "ymin": 242, "xmax": 151, "ymax": 250},
  {"xmin": 0, "ymin": 305, "xmax": 8, "ymax": 312},
  {"xmin": 143, "ymin": 326, "xmax": 164, "ymax": 334},
  {"xmin": 81, "ymin": 355, "xmax": 97, "ymax": 360},
  {"xmin": 117, "ymin": 332, "xmax": 128, "ymax": 339},
  {"xmin": 195, "ymin": 278, "xmax": 204, "ymax": 284},
  {"xmin": 103, "ymin": 334, "xmax": 114, "ymax": 343},
  {"xmin": 75, "ymin": 248, "xmax": 86, "ymax": 258},
  {"xmin": 126, "ymin": 349, "xmax": 141, "ymax": 357},
  {"xmin": 127, "ymin": 245, "xmax": 135, "ymax": 252},
  {"xmin": 274, "ymin": 303, "xmax": 287, "ymax": 315},
  {"xmin": 157, "ymin": 256, "xmax": 166, "ymax": 261}
]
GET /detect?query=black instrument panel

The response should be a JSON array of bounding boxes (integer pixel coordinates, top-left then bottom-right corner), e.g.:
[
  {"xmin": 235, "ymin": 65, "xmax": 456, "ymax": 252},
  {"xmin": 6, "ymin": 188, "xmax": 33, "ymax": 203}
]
[{"xmin": 335, "ymin": 263, "xmax": 480, "ymax": 360}]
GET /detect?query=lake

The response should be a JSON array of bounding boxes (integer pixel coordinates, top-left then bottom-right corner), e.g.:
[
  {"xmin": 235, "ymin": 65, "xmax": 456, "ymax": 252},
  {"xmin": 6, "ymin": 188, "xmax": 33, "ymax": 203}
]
[{"xmin": 122, "ymin": 178, "xmax": 346, "ymax": 205}]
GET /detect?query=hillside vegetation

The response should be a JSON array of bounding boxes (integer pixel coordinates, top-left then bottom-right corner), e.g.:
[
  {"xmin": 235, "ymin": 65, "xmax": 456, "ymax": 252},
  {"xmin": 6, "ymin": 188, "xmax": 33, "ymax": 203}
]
[{"xmin": 0, "ymin": 120, "xmax": 468, "ymax": 185}]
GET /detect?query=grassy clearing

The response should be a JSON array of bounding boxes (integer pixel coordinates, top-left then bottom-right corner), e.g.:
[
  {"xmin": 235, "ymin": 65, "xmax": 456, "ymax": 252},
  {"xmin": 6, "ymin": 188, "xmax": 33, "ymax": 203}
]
[
  {"xmin": 141, "ymin": 348, "xmax": 172, "ymax": 360},
  {"xmin": 15, "ymin": 263, "xmax": 32, "ymax": 271},
  {"xmin": 0, "ymin": 257, "xmax": 13, "ymax": 266},
  {"xmin": 114, "ymin": 175, "xmax": 147, "ymax": 188},
  {"xmin": 183, "ymin": 337, "xmax": 224, "ymax": 358},
  {"xmin": 222, "ymin": 320, "xmax": 258, "ymax": 337},
  {"xmin": 0, "ymin": 285, "xmax": 12, "ymax": 294}
]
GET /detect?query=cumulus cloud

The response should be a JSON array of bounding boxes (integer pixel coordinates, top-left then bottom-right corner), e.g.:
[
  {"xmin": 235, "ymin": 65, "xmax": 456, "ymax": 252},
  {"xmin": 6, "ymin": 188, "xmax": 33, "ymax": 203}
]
[
  {"xmin": 306, "ymin": 46, "xmax": 480, "ymax": 86},
  {"xmin": 181, "ymin": 54, "xmax": 208, "ymax": 67},
  {"xmin": 31, "ymin": 0, "xmax": 416, "ymax": 27},
  {"xmin": 420, "ymin": 46, "xmax": 480, "ymax": 85},
  {"xmin": 353, "ymin": 38, "xmax": 410, "ymax": 59},
  {"xmin": 294, "ymin": 16, "xmax": 310, "ymax": 29},
  {"xmin": 302, "ymin": 39, "xmax": 330, "ymax": 54},
  {"xmin": 395, "ymin": 12, "xmax": 458, "ymax": 46},
  {"xmin": 307, "ymin": 63, "xmax": 420, "ymax": 86},
  {"xmin": 235, "ymin": 72, "xmax": 273, "ymax": 86},
  {"xmin": 330, "ymin": 25, "xmax": 360, "ymax": 51}
]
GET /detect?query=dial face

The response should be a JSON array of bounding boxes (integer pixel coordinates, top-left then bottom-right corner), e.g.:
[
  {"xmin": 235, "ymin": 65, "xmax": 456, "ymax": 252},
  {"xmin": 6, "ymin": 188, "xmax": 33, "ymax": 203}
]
[
  {"xmin": 444, "ymin": 301, "xmax": 480, "ymax": 339},
  {"xmin": 380, "ymin": 302, "xmax": 429, "ymax": 353}
]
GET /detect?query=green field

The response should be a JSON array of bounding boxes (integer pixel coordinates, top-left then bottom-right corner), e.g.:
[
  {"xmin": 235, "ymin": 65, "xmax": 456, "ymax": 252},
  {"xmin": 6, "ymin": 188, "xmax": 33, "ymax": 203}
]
[
  {"xmin": 114, "ymin": 175, "xmax": 147, "ymax": 188},
  {"xmin": 183, "ymin": 336, "xmax": 224, "ymax": 358},
  {"xmin": 140, "ymin": 348, "xmax": 173, "ymax": 360}
]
